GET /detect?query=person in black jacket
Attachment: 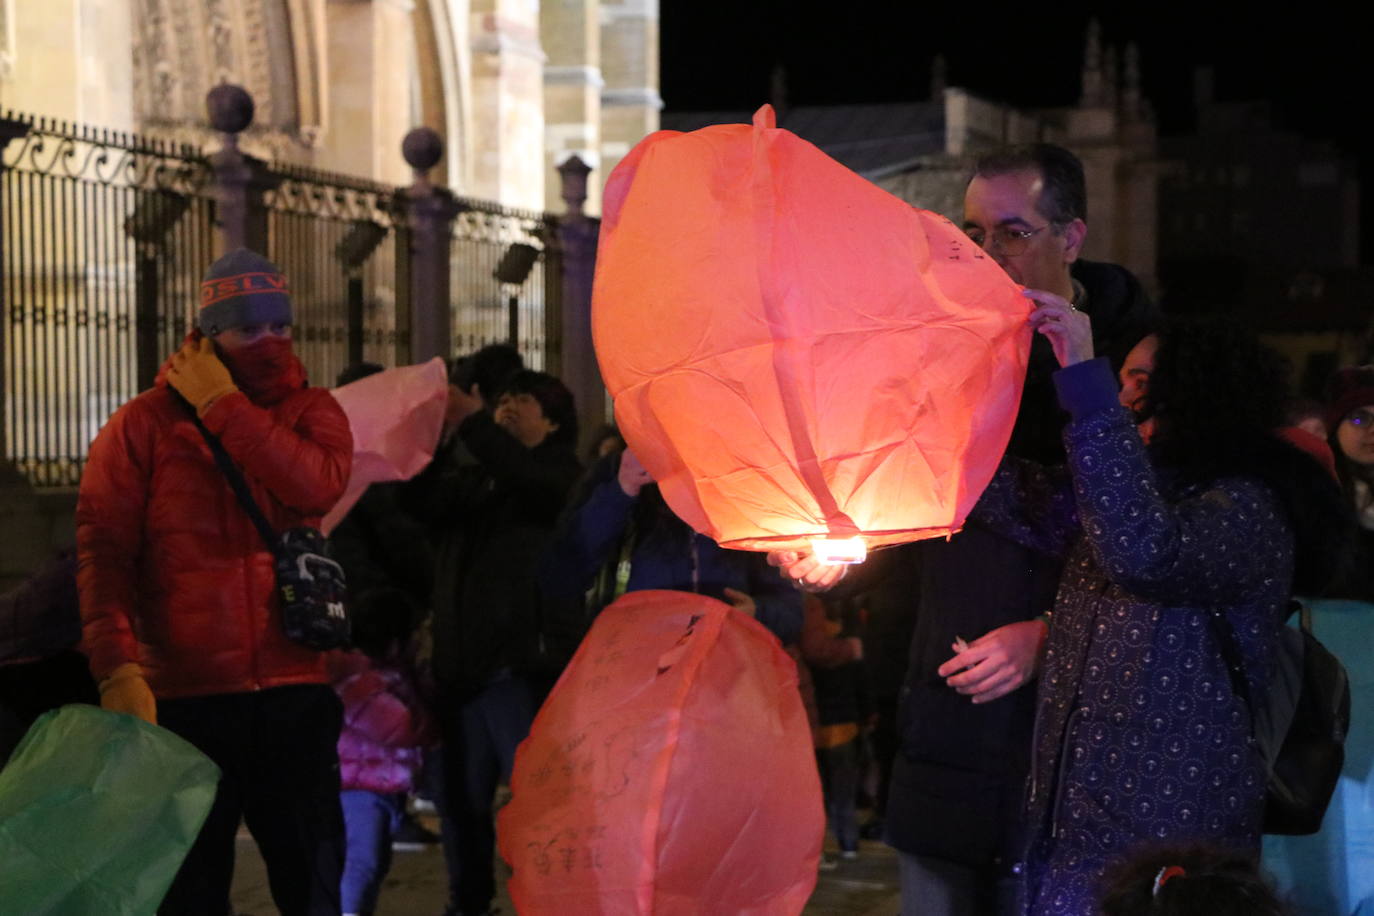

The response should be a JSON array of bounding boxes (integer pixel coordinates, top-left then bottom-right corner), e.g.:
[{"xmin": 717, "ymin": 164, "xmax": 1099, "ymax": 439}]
[
  {"xmin": 329, "ymin": 362, "xmax": 434, "ymax": 615},
  {"xmin": 774, "ymin": 143, "xmax": 1157, "ymax": 916},
  {"xmin": 0, "ymin": 548, "xmax": 97, "ymax": 766},
  {"xmin": 405, "ymin": 368, "xmax": 581, "ymax": 916}
]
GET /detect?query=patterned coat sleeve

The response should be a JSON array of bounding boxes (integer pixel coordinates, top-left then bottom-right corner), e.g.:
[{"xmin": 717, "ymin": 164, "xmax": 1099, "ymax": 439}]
[
  {"xmin": 969, "ymin": 456, "xmax": 1080, "ymax": 559},
  {"xmin": 1057, "ymin": 358, "xmax": 1291, "ymax": 606}
]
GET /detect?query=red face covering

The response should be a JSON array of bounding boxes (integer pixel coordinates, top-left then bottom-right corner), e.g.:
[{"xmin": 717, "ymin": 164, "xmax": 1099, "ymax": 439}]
[{"xmin": 217, "ymin": 335, "xmax": 306, "ymax": 404}]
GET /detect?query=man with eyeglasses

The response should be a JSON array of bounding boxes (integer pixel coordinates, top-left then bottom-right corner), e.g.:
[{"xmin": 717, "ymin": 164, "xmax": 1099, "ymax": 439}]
[
  {"xmin": 776, "ymin": 144, "xmax": 1156, "ymax": 914},
  {"xmin": 961, "ymin": 144, "xmax": 1156, "ymax": 464},
  {"xmin": 893, "ymin": 144, "xmax": 1156, "ymax": 914}
]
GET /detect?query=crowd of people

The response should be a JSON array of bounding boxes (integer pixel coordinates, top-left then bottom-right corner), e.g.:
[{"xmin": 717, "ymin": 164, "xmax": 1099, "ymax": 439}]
[
  {"xmin": 0, "ymin": 140, "xmax": 1370, "ymax": 916},
  {"xmin": 770, "ymin": 143, "xmax": 1373, "ymax": 916}
]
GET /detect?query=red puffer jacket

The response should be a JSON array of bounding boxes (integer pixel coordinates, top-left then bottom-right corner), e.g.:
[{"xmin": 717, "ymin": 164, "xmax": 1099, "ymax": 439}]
[{"xmin": 78, "ymin": 357, "xmax": 352, "ymax": 699}]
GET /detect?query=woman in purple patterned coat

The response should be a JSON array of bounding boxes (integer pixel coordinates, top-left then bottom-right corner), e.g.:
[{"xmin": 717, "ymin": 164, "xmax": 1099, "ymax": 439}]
[{"xmin": 951, "ymin": 298, "xmax": 1349, "ymax": 915}]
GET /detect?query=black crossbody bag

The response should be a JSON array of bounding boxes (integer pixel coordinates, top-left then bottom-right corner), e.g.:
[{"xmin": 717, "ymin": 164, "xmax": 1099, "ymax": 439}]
[{"xmin": 191, "ymin": 415, "xmax": 351, "ymax": 651}]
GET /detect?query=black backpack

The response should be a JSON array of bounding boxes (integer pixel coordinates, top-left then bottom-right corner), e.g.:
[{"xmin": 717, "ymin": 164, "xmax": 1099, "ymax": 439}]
[{"xmin": 1208, "ymin": 601, "xmax": 1350, "ymax": 835}]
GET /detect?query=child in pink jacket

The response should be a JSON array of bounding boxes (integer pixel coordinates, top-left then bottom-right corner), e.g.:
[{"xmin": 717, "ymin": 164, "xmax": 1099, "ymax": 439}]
[{"xmin": 330, "ymin": 588, "xmax": 436, "ymax": 916}]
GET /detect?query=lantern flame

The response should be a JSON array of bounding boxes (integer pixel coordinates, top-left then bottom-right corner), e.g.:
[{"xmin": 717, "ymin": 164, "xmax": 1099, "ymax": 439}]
[{"xmin": 809, "ymin": 537, "xmax": 868, "ymax": 566}]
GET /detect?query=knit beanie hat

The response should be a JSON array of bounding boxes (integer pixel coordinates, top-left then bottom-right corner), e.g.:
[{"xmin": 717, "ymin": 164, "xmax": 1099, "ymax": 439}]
[
  {"xmin": 1324, "ymin": 366, "xmax": 1374, "ymax": 432},
  {"xmin": 198, "ymin": 248, "xmax": 292, "ymax": 335}
]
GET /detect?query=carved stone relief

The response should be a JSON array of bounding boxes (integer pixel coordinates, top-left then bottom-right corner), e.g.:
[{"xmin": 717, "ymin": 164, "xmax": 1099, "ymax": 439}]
[
  {"xmin": 1, "ymin": 0, "xmax": 14, "ymax": 81},
  {"xmin": 131, "ymin": 0, "xmax": 308, "ymax": 153}
]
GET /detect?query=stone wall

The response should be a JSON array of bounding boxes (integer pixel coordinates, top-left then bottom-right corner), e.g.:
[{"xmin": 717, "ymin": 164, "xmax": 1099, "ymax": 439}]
[
  {"xmin": 542, "ymin": 0, "xmax": 601, "ymax": 214},
  {"xmin": 0, "ymin": 465, "xmax": 75, "ymax": 592},
  {"xmin": 1, "ymin": 0, "xmax": 647, "ymax": 212},
  {"xmin": 597, "ymin": 0, "xmax": 658, "ymax": 211}
]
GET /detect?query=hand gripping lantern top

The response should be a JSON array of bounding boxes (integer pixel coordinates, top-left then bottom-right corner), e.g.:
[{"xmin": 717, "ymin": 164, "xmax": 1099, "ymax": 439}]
[{"xmin": 592, "ymin": 105, "xmax": 1031, "ymax": 555}]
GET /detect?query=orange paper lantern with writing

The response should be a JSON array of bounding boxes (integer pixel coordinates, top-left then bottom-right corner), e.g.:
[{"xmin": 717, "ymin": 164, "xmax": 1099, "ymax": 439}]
[
  {"xmin": 593, "ymin": 105, "xmax": 1031, "ymax": 554},
  {"xmin": 498, "ymin": 590, "xmax": 822, "ymax": 914}
]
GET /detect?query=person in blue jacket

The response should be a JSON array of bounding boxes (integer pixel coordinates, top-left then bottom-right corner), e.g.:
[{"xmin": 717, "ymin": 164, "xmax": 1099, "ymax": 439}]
[
  {"xmin": 540, "ymin": 444, "xmax": 803, "ymax": 646},
  {"xmin": 962, "ymin": 308, "xmax": 1348, "ymax": 915}
]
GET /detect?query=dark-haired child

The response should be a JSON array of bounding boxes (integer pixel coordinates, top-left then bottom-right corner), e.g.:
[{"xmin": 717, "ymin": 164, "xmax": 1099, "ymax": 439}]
[{"xmin": 1100, "ymin": 844, "xmax": 1291, "ymax": 916}]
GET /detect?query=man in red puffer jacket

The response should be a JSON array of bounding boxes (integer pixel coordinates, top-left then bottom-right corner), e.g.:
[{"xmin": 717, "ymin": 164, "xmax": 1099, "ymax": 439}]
[{"xmin": 77, "ymin": 248, "xmax": 353, "ymax": 916}]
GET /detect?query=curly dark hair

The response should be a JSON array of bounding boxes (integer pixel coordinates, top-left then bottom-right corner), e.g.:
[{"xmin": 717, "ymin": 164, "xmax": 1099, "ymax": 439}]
[
  {"xmin": 1144, "ymin": 319, "xmax": 1357, "ymax": 594},
  {"xmin": 1099, "ymin": 843, "xmax": 1290, "ymax": 916},
  {"xmin": 1144, "ymin": 318, "xmax": 1289, "ymax": 473},
  {"xmin": 449, "ymin": 343, "xmax": 525, "ymax": 407}
]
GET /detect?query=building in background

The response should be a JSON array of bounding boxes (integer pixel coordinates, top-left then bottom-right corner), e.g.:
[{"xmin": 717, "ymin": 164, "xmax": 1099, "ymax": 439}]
[
  {"xmin": 664, "ymin": 23, "xmax": 1368, "ymax": 391},
  {"xmin": 1157, "ymin": 69, "xmax": 1367, "ymax": 391},
  {"xmin": 0, "ymin": 0, "xmax": 658, "ymax": 214},
  {"xmin": 0, "ymin": 0, "xmax": 657, "ymax": 584},
  {"xmin": 663, "ymin": 23, "xmax": 1161, "ymax": 293}
]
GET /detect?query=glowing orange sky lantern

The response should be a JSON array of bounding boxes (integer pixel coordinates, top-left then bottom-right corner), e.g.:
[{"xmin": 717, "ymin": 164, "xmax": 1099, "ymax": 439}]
[{"xmin": 593, "ymin": 105, "xmax": 1031, "ymax": 556}]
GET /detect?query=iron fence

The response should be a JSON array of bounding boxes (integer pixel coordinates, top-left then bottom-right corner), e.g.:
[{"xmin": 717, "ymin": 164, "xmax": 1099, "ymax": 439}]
[
  {"xmin": 264, "ymin": 174, "xmax": 562, "ymax": 383},
  {"xmin": 265, "ymin": 164, "xmax": 402, "ymax": 388},
  {"xmin": 1, "ymin": 113, "xmax": 214, "ymax": 487},
  {"xmin": 0, "ymin": 111, "xmax": 567, "ymax": 490},
  {"xmin": 450, "ymin": 198, "xmax": 559, "ymax": 371}
]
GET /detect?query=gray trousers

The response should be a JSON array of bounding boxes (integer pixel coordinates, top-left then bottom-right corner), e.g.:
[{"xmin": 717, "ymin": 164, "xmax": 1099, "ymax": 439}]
[{"xmin": 898, "ymin": 851, "xmax": 1023, "ymax": 916}]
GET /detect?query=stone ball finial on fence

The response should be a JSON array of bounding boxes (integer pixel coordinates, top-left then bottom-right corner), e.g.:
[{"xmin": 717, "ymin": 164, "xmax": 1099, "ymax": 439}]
[
  {"xmin": 402, "ymin": 127, "xmax": 444, "ymax": 175},
  {"xmin": 557, "ymin": 154, "xmax": 592, "ymax": 219},
  {"xmin": 205, "ymin": 83, "xmax": 275, "ymax": 256},
  {"xmin": 207, "ymin": 84, "xmax": 255, "ymax": 135}
]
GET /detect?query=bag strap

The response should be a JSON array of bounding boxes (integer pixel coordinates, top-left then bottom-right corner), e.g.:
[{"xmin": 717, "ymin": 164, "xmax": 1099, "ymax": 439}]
[
  {"xmin": 1206, "ymin": 608, "xmax": 1255, "ymax": 714},
  {"xmin": 185, "ymin": 407, "xmax": 279, "ymax": 549},
  {"xmin": 1207, "ymin": 599, "xmax": 1308, "ymax": 725}
]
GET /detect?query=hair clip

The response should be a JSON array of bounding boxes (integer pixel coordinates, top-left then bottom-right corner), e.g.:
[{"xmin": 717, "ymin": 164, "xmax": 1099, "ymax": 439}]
[{"xmin": 1153, "ymin": 865, "xmax": 1186, "ymax": 897}]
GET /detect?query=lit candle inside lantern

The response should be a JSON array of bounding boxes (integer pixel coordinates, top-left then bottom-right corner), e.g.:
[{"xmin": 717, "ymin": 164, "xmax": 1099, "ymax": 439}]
[{"xmin": 809, "ymin": 537, "xmax": 869, "ymax": 565}]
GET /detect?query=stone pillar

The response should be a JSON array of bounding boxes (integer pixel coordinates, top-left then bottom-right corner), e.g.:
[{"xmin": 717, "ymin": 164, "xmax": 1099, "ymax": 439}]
[
  {"xmin": 400, "ymin": 127, "xmax": 461, "ymax": 365},
  {"xmin": 541, "ymin": 0, "xmax": 602, "ymax": 214},
  {"xmin": 469, "ymin": 0, "xmax": 547, "ymax": 209},
  {"xmin": 1119, "ymin": 157, "xmax": 1160, "ymax": 294},
  {"xmin": 206, "ymin": 85, "xmax": 278, "ymax": 258},
  {"xmin": 321, "ymin": 0, "xmax": 415, "ymax": 185},
  {"xmin": 555, "ymin": 155, "xmax": 604, "ymax": 449},
  {"xmin": 0, "ymin": 0, "xmax": 135, "ymax": 129},
  {"xmin": 0, "ymin": 1, "xmax": 13, "ymax": 89},
  {"xmin": 598, "ymin": 0, "xmax": 659, "ymax": 207},
  {"xmin": 1075, "ymin": 147, "xmax": 1122, "ymax": 266}
]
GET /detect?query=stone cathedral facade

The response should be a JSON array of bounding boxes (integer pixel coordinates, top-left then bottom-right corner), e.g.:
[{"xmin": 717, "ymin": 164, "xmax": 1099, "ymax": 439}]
[{"xmin": 0, "ymin": 0, "xmax": 658, "ymax": 214}]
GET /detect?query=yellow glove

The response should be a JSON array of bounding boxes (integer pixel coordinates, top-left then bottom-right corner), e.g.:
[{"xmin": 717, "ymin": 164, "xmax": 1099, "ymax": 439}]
[
  {"xmin": 99, "ymin": 662, "xmax": 158, "ymax": 725},
  {"xmin": 167, "ymin": 336, "xmax": 237, "ymax": 416}
]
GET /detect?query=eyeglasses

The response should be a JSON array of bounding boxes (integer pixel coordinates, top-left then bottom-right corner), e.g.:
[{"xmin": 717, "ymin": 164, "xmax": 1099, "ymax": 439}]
[
  {"xmin": 963, "ymin": 224, "xmax": 1052, "ymax": 257},
  {"xmin": 1345, "ymin": 409, "xmax": 1374, "ymax": 428}
]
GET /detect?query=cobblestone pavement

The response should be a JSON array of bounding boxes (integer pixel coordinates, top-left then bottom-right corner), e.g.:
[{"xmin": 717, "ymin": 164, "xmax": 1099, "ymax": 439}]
[{"xmin": 231, "ymin": 824, "xmax": 900, "ymax": 915}]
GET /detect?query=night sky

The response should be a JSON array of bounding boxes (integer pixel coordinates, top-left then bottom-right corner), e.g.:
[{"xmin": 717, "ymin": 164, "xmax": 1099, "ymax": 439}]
[{"xmin": 660, "ymin": 3, "xmax": 1368, "ymax": 169}]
